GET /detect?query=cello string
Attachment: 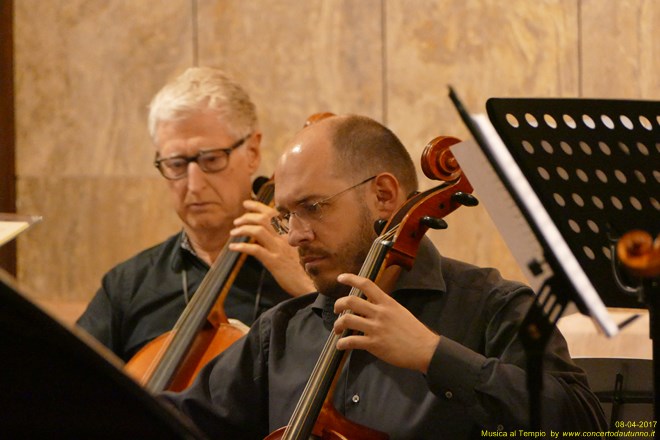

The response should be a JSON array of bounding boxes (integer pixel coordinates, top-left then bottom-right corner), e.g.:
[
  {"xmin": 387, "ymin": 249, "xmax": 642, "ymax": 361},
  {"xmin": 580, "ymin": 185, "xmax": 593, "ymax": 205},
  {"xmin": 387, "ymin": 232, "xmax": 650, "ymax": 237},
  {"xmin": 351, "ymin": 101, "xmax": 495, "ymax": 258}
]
[{"xmin": 182, "ymin": 267, "xmax": 190, "ymax": 304}]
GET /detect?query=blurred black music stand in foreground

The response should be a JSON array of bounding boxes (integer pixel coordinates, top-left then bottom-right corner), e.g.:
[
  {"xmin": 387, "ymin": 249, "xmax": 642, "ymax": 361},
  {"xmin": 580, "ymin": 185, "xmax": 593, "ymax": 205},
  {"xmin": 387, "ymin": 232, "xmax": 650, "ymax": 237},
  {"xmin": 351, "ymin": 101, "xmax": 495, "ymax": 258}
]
[
  {"xmin": 0, "ymin": 268, "xmax": 208, "ymax": 439},
  {"xmin": 449, "ymin": 88, "xmax": 659, "ymax": 429}
]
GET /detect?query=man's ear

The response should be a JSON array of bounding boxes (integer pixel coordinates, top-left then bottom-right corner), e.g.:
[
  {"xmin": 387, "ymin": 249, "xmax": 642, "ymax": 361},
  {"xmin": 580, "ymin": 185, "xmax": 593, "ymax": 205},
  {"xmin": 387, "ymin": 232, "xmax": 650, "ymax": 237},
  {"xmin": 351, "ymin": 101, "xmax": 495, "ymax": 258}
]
[
  {"xmin": 371, "ymin": 173, "xmax": 402, "ymax": 219},
  {"xmin": 246, "ymin": 132, "xmax": 262, "ymax": 173}
]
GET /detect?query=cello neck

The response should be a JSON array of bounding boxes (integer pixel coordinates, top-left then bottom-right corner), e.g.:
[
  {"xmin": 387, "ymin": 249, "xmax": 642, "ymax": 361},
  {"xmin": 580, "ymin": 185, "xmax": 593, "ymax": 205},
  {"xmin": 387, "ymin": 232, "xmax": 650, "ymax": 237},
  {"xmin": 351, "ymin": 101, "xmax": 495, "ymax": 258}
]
[{"xmin": 281, "ymin": 235, "xmax": 393, "ymax": 439}]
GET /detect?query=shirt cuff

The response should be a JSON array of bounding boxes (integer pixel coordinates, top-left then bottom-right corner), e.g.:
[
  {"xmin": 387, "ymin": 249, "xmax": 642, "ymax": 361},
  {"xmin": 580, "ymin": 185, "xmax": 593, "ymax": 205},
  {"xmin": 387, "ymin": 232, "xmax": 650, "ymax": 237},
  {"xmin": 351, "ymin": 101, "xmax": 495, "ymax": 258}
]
[{"xmin": 426, "ymin": 336, "xmax": 486, "ymax": 405}]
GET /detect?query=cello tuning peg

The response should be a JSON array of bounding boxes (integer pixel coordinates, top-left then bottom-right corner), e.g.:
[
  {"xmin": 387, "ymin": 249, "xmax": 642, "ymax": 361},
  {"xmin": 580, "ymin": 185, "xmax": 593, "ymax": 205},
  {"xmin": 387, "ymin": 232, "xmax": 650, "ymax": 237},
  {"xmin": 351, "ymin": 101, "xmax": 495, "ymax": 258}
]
[
  {"xmin": 374, "ymin": 219, "xmax": 388, "ymax": 234},
  {"xmin": 452, "ymin": 192, "xmax": 479, "ymax": 207},
  {"xmin": 421, "ymin": 216, "xmax": 448, "ymax": 230}
]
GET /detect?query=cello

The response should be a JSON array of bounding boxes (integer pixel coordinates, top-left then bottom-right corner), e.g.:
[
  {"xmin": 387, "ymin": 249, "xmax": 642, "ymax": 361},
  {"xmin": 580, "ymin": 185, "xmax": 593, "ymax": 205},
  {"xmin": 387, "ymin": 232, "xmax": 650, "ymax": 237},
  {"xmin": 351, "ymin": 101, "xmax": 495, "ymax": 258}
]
[
  {"xmin": 125, "ymin": 176, "xmax": 273, "ymax": 393},
  {"xmin": 125, "ymin": 113, "xmax": 330, "ymax": 393},
  {"xmin": 266, "ymin": 135, "xmax": 478, "ymax": 439}
]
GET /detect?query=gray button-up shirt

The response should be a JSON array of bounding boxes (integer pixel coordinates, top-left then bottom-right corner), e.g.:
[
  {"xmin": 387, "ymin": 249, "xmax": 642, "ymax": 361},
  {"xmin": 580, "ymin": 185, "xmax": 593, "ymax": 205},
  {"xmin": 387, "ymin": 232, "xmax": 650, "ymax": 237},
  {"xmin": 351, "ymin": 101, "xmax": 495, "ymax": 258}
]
[{"xmin": 162, "ymin": 237, "xmax": 606, "ymax": 439}]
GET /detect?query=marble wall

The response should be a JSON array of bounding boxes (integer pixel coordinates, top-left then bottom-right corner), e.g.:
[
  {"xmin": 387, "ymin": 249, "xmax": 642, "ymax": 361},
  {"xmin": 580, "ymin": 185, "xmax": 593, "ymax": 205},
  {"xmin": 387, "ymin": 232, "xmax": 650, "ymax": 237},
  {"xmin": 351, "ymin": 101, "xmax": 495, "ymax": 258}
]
[{"xmin": 12, "ymin": 0, "xmax": 659, "ymax": 327}]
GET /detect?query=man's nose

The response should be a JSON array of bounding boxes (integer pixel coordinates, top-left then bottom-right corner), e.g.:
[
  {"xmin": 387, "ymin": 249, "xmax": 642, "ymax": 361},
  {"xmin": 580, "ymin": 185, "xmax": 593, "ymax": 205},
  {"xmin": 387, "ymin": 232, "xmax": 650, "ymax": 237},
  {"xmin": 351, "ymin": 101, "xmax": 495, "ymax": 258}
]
[
  {"xmin": 286, "ymin": 215, "xmax": 314, "ymax": 246},
  {"xmin": 186, "ymin": 161, "xmax": 207, "ymax": 191}
]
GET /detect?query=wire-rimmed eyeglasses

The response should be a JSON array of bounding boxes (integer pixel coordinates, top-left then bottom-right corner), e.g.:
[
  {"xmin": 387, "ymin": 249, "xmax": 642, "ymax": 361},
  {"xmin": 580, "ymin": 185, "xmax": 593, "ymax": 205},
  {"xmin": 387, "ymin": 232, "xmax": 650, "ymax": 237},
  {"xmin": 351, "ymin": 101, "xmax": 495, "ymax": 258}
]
[
  {"xmin": 271, "ymin": 175, "xmax": 376, "ymax": 235},
  {"xmin": 154, "ymin": 133, "xmax": 252, "ymax": 180}
]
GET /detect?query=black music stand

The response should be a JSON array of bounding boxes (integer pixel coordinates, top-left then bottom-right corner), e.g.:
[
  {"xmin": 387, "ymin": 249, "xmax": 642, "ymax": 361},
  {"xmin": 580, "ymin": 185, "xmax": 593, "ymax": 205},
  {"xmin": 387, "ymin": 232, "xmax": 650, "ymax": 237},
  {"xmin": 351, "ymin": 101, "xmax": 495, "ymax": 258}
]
[
  {"xmin": 0, "ymin": 269, "xmax": 208, "ymax": 439},
  {"xmin": 449, "ymin": 88, "xmax": 659, "ymax": 429}
]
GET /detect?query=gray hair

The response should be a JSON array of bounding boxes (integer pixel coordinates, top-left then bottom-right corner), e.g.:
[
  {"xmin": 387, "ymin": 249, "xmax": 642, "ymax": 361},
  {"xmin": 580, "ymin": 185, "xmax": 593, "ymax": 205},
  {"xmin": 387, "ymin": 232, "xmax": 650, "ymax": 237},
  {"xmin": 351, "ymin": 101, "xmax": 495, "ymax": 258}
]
[{"xmin": 148, "ymin": 67, "xmax": 258, "ymax": 143}]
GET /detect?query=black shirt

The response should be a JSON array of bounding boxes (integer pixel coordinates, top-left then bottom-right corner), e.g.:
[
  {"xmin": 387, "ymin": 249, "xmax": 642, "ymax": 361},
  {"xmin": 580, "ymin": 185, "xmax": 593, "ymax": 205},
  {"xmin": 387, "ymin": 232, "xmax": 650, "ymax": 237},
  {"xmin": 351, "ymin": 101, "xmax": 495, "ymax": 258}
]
[{"xmin": 77, "ymin": 232, "xmax": 291, "ymax": 362}]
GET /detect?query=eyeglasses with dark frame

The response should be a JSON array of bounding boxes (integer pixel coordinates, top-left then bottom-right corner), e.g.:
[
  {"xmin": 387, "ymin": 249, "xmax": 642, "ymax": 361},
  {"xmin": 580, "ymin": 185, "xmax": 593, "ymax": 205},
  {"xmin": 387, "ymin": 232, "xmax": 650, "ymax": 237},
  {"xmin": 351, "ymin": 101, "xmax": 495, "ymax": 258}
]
[
  {"xmin": 154, "ymin": 133, "xmax": 252, "ymax": 180},
  {"xmin": 271, "ymin": 175, "xmax": 377, "ymax": 235}
]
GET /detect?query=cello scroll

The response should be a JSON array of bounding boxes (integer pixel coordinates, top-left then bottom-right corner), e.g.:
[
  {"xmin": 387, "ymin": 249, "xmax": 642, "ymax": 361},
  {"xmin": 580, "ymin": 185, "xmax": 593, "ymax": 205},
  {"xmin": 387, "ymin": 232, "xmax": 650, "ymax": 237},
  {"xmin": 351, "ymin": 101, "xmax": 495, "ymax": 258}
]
[{"xmin": 617, "ymin": 230, "xmax": 660, "ymax": 278}]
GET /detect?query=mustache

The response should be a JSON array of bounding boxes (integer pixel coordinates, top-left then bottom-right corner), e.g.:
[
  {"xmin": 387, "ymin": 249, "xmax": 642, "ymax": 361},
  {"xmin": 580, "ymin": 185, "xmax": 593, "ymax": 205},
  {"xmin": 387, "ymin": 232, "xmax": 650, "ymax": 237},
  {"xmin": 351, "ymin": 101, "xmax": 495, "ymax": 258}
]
[{"xmin": 298, "ymin": 246, "xmax": 331, "ymax": 259}]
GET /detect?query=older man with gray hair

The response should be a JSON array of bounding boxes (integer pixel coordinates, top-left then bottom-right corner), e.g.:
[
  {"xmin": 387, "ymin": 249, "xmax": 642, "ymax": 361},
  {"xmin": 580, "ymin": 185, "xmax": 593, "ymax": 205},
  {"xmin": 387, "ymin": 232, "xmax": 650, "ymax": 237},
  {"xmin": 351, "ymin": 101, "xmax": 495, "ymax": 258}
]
[{"xmin": 77, "ymin": 67, "xmax": 313, "ymax": 362}]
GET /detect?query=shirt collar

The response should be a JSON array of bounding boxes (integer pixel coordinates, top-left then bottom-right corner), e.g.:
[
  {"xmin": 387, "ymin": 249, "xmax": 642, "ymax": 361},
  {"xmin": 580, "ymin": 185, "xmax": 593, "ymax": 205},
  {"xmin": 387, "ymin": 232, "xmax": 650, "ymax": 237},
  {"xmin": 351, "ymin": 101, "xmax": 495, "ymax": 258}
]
[
  {"xmin": 393, "ymin": 236, "xmax": 446, "ymax": 292},
  {"xmin": 180, "ymin": 231, "xmax": 198, "ymax": 256},
  {"xmin": 170, "ymin": 230, "xmax": 201, "ymax": 271},
  {"xmin": 312, "ymin": 236, "xmax": 445, "ymax": 318}
]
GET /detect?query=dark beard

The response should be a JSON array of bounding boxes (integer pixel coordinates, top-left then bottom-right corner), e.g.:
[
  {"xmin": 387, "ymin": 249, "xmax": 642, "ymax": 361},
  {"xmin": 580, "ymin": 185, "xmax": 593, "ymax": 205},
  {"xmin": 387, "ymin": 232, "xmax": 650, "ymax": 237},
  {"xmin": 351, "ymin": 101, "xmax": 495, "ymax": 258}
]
[{"xmin": 308, "ymin": 207, "xmax": 377, "ymax": 298}]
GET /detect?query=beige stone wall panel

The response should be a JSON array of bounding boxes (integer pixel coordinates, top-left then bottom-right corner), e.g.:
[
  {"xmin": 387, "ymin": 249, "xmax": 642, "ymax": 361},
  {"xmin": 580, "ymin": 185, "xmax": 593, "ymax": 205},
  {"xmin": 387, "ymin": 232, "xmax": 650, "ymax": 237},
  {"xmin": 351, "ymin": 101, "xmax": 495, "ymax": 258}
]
[
  {"xmin": 17, "ymin": 177, "xmax": 179, "ymax": 302},
  {"xmin": 15, "ymin": 0, "xmax": 193, "ymax": 178},
  {"xmin": 14, "ymin": 0, "xmax": 193, "ymax": 303},
  {"xmin": 581, "ymin": 0, "xmax": 660, "ymax": 99},
  {"xmin": 196, "ymin": 0, "xmax": 384, "ymax": 176},
  {"xmin": 386, "ymin": 0, "xmax": 579, "ymax": 161},
  {"xmin": 382, "ymin": 0, "xmax": 580, "ymax": 281}
]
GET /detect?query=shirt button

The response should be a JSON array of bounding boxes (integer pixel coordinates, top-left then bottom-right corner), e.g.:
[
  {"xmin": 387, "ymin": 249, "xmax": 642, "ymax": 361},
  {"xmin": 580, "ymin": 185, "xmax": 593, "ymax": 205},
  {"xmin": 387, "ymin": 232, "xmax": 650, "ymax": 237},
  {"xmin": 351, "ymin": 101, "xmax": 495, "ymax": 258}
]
[
  {"xmin": 497, "ymin": 424, "xmax": 504, "ymax": 431},
  {"xmin": 351, "ymin": 394, "xmax": 360, "ymax": 404},
  {"xmin": 444, "ymin": 390, "xmax": 453, "ymax": 399}
]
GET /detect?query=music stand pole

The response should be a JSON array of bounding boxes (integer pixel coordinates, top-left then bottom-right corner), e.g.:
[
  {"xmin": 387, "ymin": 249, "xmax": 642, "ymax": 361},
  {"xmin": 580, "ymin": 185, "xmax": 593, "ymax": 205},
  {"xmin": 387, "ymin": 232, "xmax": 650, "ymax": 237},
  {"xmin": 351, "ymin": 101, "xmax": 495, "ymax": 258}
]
[{"xmin": 649, "ymin": 282, "xmax": 659, "ymax": 423}]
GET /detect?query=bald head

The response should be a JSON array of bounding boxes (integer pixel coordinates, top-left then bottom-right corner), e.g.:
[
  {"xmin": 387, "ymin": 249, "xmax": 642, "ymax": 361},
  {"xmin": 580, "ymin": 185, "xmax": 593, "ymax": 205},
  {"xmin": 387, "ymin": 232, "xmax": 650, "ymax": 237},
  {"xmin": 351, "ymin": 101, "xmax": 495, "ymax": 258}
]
[
  {"xmin": 277, "ymin": 115, "xmax": 418, "ymax": 195},
  {"xmin": 275, "ymin": 115, "xmax": 416, "ymax": 298}
]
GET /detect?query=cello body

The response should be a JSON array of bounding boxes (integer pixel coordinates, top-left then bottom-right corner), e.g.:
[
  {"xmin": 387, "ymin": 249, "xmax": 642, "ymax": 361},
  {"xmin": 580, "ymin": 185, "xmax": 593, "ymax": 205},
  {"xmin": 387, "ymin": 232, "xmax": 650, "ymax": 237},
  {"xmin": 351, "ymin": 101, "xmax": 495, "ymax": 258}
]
[{"xmin": 125, "ymin": 320, "xmax": 246, "ymax": 392}]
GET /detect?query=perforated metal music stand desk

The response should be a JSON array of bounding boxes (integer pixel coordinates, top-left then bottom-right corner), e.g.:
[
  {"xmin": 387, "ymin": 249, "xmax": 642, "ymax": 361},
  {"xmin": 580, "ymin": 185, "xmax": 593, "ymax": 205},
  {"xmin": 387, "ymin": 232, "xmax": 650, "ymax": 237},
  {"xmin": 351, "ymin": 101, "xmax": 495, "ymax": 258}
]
[
  {"xmin": 449, "ymin": 88, "xmax": 659, "ymax": 429},
  {"xmin": 485, "ymin": 97, "xmax": 657, "ymax": 308}
]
